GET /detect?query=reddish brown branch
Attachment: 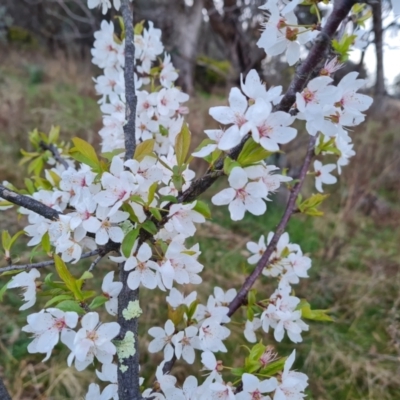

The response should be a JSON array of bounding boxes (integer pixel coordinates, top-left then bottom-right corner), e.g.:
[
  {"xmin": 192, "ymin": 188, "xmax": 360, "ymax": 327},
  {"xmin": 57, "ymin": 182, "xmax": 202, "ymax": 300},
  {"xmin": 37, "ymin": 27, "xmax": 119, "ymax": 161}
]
[{"xmin": 228, "ymin": 136, "xmax": 317, "ymax": 316}]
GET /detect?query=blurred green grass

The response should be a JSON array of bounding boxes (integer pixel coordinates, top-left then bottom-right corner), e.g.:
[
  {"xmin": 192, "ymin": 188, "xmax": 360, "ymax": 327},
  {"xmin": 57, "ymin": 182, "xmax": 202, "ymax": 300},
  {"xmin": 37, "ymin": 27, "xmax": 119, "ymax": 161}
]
[{"xmin": 1, "ymin": 46, "xmax": 400, "ymax": 399}]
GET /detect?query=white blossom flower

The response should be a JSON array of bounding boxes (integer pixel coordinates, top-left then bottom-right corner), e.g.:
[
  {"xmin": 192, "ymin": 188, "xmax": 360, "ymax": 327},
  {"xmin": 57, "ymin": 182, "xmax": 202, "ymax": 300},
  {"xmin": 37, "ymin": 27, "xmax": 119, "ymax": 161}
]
[
  {"xmin": 8, "ymin": 269, "xmax": 40, "ymax": 310},
  {"xmin": 102, "ymin": 271, "xmax": 123, "ymax": 315},
  {"xmin": 235, "ymin": 373, "xmax": 278, "ymax": 400},
  {"xmin": 212, "ymin": 167, "xmax": 268, "ymax": 221},
  {"xmin": 22, "ymin": 308, "xmax": 78, "ymax": 361},
  {"xmin": 247, "ymin": 235, "xmax": 266, "ymax": 265},
  {"xmin": 313, "ymin": 160, "xmax": 337, "ymax": 193},
  {"xmin": 274, "ymin": 350, "xmax": 309, "ymax": 400},
  {"xmin": 172, "ymin": 326, "xmax": 201, "ymax": 364},
  {"xmin": 148, "ymin": 319, "xmax": 176, "ymax": 361},
  {"xmin": 68, "ymin": 312, "xmax": 120, "ymax": 370}
]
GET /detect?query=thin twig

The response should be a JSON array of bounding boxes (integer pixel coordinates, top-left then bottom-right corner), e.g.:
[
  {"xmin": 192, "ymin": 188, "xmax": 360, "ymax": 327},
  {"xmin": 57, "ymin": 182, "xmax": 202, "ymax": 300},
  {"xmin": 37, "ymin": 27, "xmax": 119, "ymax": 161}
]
[
  {"xmin": 122, "ymin": 0, "xmax": 138, "ymax": 161},
  {"xmin": 228, "ymin": 135, "xmax": 317, "ymax": 316},
  {"xmin": 39, "ymin": 141, "xmax": 70, "ymax": 170},
  {"xmin": 88, "ymin": 255, "xmax": 103, "ymax": 272},
  {"xmin": 0, "ymin": 185, "xmax": 60, "ymax": 221},
  {"xmin": 0, "ymin": 249, "xmax": 101, "ymax": 273}
]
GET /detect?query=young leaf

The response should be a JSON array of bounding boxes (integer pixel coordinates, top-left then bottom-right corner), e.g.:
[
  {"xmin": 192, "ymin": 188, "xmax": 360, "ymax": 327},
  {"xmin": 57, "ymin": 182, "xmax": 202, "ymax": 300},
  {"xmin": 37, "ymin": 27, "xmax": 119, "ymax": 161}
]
[
  {"xmin": 134, "ymin": 139, "xmax": 155, "ymax": 161},
  {"xmin": 141, "ymin": 220, "xmax": 158, "ymax": 235},
  {"xmin": 237, "ymin": 137, "xmax": 273, "ymax": 166},
  {"xmin": 223, "ymin": 157, "xmax": 241, "ymax": 175},
  {"xmin": 56, "ymin": 300, "xmax": 85, "ymax": 314},
  {"xmin": 175, "ymin": 123, "xmax": 191, "ymax": 166},
  {"xmin": 192, "ymin": 200, "xmax": 211, "ymax": 219},
  {"xmin": 44, "ymin": 294, "xmax": 75, "ymax": 308},
  {"xmin": 121, "ymin": 228, "xmax": 140, "ymax": 258},
  {"xmin": 70, "ymin": 137, "xmax": 101, "ymax": 171},
  {"xmin": 54, "ymin": 255, "xmax": 82, "ymax": 301},
  {"xmin": 89, "ymin": 295, "xmax": 108, "ymax": 310},
  {"xmin": 297, "ymin": 299, "xmax": 334, "ymax": 322}
]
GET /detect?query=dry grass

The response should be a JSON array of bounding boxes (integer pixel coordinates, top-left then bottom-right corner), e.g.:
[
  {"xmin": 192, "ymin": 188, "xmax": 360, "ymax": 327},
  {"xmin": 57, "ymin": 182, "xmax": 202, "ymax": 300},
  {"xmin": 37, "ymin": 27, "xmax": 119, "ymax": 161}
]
[{"xmin": 1, "ymin": 45, "xmax": 400, "ymax": 399}]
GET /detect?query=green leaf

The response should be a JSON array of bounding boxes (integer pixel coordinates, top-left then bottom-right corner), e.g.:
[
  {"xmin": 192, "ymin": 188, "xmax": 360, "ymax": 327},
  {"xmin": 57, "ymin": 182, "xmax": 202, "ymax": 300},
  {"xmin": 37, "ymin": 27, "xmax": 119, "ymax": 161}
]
[
  {"xmin": 247, "ymin": 289, "xmax": 257, "ymax": 307},
  {"xmin": 56, "ymin": 300, "xmax": 84, "ymax": 314},
  {"xmin": 159, "ymin": 125, "xmax": 169, "ymax": 137},
  {"xmin": 150, "ymin": 208, "xmax": 162, "ymax": 221},
  {"xmin": 2, "ymin": 231, "xmax": 11, "ymax": 251},
  {"xmin": 192, "ymin": 200, "xmax": 211, "ymax": 219},
  {"xmin": 260, "ymin": 357, "xmax": 287, "ymax": 376},
  {"xmin": 70, "ymin": 137, "xmax": 101, "ymax": 171},
  {"xmin": 297, "ymin": 299, "xmax": 334, "ymax": 322},
  {"xmin": 141, "ymin": 220, "xmax": 158, "ymax": 235},
  {"xmin": 0, "ymin": 281, "xmax": 9, "ymax": 301},
  {"xmin": 121, "ymin": 228, "xmax": 140, "ymax": 258},
  {"xmin": 80, "ymin": 290, "xmax": 97, "ymax": 300},
  {"xmin": 89, "ymin": 295, "xmax": 108, "ymax": 310},
  {"xmin": 134, "ymin": 20, "xmax": 145, "ymax": 35},
  {"xmin": 129, "ymin": 195, "xmax": 146, "ymax": 205},
  {"xmin": 41, "ymin": 231, "xmax": 51, "ymax": 253},
  {"xmin": 134, "ymin": 139, "xmax": 155, "ymax": 161},
  {"xmin": 297, "ymin": 193, "xmax": 329, "ymax": 217},
  {"xmin": 24, "ymin": 178, "xmax": 36, "ymax": 195},
  {"xmin": 147, "ymin": 182, "xmax": 158, "ymax": 205},
  {"xmin": 223, "ymin": 157, "xmax": 241, "ymax": 175},
  {"xmin": 79, "ymin": 271, "xmax": 94, "ymax": 281},
  {"xmin": 175, "ymin": 123, "xmax": 191, "ymax": 166},
  {"xmin": 54, "ymin": 255, "xmax": 82, "ymax": 301},
  {"xmin": 159, "ymin": 195, "xmax": 178, "ymax": 204},
  {"xmin": 28, "ymin": 156, "xmax": 44, "ymax": 176},
  {"xmin": 237, "ymin": 137, "xmax": 273, "ymax": 166},
  {"xmin": 44, "ymin": 294, "xmax": 75, "ymax": 308},
  {"xmin": 48, "ymin": 125, "xmax": 60, "ymax": 143},
  {"xmin": 231, "ymin": 367, "xmax": 245, "ymax": 377}
]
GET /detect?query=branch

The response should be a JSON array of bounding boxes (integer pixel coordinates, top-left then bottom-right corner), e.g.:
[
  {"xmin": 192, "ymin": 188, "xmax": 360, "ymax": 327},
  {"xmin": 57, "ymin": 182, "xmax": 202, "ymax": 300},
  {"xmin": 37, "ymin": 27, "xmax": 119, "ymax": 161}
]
[
  {"xmin": 176, "ymin": 0, "xmax": 358, "ymax": 205},
  {"xmin": 39, "ymin": 141, "xmax": 70, "ymax": 170},
  {"xmin": 228, "ymin": 135, "xmax": 317, "ymax": 316},
  {"xmin": 118, "ymin": 2, "xmax": 142, "ymax": 400},
  {"xmin": 0, "ymin": 249, "xmax": 101, "ymax": 273},
  {"xmin": 278, "ymin": 0, "xmax": 359, "ymax": 111},
  {"xmin": 0, "ymin": 375, "xmax": 11, "ymax": 400},
  {"xmin": 122, "ymin": 0, "xmax": 138, "ymax": 161},
  {"xmin": 0, "ymin": 185, "xmax": 60, "ymax": 221}
]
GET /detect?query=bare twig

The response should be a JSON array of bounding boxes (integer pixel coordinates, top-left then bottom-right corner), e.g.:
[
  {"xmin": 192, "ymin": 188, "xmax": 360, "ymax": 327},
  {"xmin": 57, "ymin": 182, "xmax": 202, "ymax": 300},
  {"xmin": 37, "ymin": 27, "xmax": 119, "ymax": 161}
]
[
  {"xmin": 88, "ymin": 255, "xmax": 103, "ymax": 272},
  {"xmin": 0, "ymin": 249, "xmax": 101, "ymax": 273},
  {"xmin": 0, "ymin": 185, "xmax": 60, "ymax": 221},
  {"xmin": 39, "ymin": 141, "xmax": 69, "ymax": 170},
  {"xmin": 122, "ymin": 0, "xmax": 138, "ymax": 161}
]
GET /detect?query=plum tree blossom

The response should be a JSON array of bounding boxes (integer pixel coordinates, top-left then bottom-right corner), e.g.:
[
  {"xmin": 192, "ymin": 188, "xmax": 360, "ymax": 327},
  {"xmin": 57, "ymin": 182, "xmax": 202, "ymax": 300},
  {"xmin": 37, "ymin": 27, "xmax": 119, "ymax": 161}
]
[
  {"xmin": 235, "ymin": 373, "xmax": 277, "ymax": 400},
  {"xmin": 101, "ymin": 271, "xmax": 123, "ymax": 315},
  {"xmin": 22, "ymin": 309, "xmax": 78, "ymax": 361},
  {"xmin": 7, "ymin": 269, "xmax": 40, "ymax": 310},
  {"xmin": 212, "ymin": 167, "xmax": 268, "ymax": 221},
  {"xmin": 313, "ymin": 160, "xmax": 337, "ymax": 192},
  {"xmin": 67, "ymin": 312, "xmax": 120, "ymax": 370},
  {"xmin": 148, "ymin": 319, "xmax": 176, "ymax": 361}
]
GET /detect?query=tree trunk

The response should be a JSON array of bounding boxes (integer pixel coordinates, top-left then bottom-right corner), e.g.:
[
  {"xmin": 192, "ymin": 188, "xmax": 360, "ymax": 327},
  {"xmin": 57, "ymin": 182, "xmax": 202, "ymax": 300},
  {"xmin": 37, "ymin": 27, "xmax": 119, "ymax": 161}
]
[{"xmin": 170, "ymin": 0, "xmax": 204, "ymax": 95}]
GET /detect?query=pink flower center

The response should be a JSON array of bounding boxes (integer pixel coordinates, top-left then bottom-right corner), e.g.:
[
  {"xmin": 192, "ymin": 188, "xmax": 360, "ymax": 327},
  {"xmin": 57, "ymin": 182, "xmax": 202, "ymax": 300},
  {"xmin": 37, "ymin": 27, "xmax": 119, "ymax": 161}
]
[
  {"xmin": 87, "ymin": 330, "xmax": 99, "ymax": 342},
  {"xmin": 53, "ymin": 318, "xmax": 66, "ymax": 331}
]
